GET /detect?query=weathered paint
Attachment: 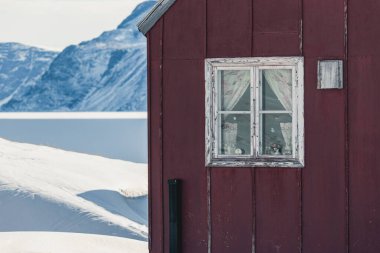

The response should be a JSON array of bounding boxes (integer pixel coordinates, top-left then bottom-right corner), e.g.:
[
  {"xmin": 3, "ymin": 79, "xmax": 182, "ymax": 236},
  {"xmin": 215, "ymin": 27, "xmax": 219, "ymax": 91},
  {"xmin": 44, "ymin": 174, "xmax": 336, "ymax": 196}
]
[
  {"xmin": 145, "ymin": 0, "xmax": 380, "ymax": 253},
  {"xmin": 138, "ymin": 0, "xmax": 176, "ymax": 35},
  {"xmin": 317, "ymin": 60, "xmax": 343, "ymax": 89},
  {"xmin": 204, "ymin": 57, "xmax": 304, "ymax": 168}
]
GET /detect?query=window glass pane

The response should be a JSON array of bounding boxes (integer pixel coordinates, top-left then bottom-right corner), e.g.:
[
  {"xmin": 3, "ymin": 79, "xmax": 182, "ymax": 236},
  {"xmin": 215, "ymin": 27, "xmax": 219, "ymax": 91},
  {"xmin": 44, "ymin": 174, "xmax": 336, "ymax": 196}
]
[
  {"xmin": 260, "ymin": 114, "xmax": 292, "ymax": 156},
  {"xmin": 218, "ymin": 114, "xmax": 251, "ymax": 155},
  {"xmin": 261, "ymin": 69, "xmax": 292, "ymax": 111},
  {"xmin": 218, "ymin": 70, "xmax": 250, "ymax": 111}
]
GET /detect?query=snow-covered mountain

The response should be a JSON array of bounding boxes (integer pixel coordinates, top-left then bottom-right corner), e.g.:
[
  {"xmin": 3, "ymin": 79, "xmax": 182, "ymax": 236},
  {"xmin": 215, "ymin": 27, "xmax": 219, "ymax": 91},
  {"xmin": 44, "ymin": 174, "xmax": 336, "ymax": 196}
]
[
  {"xmin": 0, "ymin": 1, "xmax": 156, "ymax": 112},
  {"xmin": 0, "ymin": 137, "xmax": 148, "ymax": 241},
  {"xmin": 0, "ymin": 43, "xmax": 58, "ymax": 105}
]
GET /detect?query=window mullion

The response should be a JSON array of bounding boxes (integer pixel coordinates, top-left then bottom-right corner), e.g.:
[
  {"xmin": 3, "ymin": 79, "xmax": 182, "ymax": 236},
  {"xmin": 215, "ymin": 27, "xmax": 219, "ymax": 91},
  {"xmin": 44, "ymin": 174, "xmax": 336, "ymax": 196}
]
[
  {"xmin": 250, "ymin": 67, "xmax": 255, "ymax": 157},
  {"xmin": 255, "ymin": 67, "xmax": 260, "ymax": 158},
  {"xmin": 292, "ymin": 66, "xmax": 297, "ymax": 158},
  {"xmin": 215, "ymin": 67, "xmax": 220, "ymax": 158}
]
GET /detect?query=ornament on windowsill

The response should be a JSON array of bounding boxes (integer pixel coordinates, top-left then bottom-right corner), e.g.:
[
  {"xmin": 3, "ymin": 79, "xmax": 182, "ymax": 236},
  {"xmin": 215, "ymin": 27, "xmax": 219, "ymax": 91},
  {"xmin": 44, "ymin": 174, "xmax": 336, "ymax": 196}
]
[
  {"xmin": 234, "ymin": 148, "xmax": 245, "ymax": 155},
  {"xmin": 270, "ymin": 143, "xmax": 282, "ymax": 155}
]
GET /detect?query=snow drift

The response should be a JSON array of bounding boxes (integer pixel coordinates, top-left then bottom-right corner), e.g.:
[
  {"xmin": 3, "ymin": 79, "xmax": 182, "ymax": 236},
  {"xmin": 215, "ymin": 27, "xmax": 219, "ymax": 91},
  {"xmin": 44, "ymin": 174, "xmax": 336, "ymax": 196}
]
[
  {"xmin": 0, "ymin": 137, "xmax": 148, "ymax": 241},
  {"xmin": 0, "ymin": 232, "xmax": 148, "ymax": 253}
]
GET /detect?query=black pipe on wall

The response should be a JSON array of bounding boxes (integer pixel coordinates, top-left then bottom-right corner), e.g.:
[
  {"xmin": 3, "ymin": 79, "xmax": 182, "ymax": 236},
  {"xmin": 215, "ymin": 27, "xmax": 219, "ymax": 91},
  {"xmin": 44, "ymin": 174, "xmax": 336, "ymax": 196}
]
[{"xmin": 168, "ymin": 179, "xmax": 182, "ymax": 253}]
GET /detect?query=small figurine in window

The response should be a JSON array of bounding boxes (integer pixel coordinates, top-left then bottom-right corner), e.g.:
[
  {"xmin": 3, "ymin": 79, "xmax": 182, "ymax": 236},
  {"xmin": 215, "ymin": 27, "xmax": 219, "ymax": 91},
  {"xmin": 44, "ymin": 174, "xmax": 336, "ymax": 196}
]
[
  {"xmin": 235, "ymin": 148, "xmax": 245, "ymax": 155},
  {"xmin": 270, "ymin": 143, "xmax": 282, "ymax": 155}
]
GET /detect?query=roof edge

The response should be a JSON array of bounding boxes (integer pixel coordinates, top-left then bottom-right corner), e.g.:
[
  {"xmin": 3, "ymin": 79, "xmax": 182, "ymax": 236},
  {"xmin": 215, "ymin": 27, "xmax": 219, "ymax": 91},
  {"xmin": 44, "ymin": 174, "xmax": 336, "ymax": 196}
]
[{"xmin": 137, "ymin": 0, "xmax": 177, "ymax": 35}]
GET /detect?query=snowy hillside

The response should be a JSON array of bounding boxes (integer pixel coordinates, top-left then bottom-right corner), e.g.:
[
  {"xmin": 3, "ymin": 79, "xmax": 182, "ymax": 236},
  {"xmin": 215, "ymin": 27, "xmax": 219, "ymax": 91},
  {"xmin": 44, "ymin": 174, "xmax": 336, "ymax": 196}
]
[
  {"xmin": 0, "ymin": 137, "xmax": 148, "ymax": 243},
  {"xmin": 0, "ymin": 1, "xmax": 156, "ymax": 112},
  {"xmin": 0, "ymin": 43, "xmax": 57, "ymax": 104}
]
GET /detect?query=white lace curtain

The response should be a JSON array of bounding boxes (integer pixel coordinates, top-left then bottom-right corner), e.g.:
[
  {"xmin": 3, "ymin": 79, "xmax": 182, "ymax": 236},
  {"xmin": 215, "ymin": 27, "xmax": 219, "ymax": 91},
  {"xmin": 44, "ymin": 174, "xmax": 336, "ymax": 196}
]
[
  {"xmin": 220, "ymin": 70, "xmax": 250, "ymax": 154},
  {"xmin": 221, "ymin": 69, "xmax": 292, "ymax": 112},
  {"xmin": 221, "ymin": 70, "xmax": 250, "ymax": 111},
  {"xmin": 220, "ymin": 69, "xmax": 293, "ymax": 155},
  {"xmin": 263, "ymin": 69, "xmax": 293, "ymax": 154},
  {"xmin": 263, "ymin": 69, "xmax": 292, "ymax": 111}
]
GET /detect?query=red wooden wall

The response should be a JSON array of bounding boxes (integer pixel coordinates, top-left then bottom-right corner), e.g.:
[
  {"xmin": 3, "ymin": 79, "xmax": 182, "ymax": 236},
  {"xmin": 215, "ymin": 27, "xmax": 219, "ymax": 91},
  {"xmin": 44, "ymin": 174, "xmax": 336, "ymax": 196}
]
[{"xmin": 146, "ymin": 0, "xmax": 380, "ymax": 252}]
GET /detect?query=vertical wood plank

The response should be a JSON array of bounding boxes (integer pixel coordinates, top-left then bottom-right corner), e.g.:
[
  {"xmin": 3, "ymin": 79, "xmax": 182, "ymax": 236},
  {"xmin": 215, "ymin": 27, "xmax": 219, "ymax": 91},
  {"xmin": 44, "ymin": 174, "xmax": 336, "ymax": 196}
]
[
  {"xmin": 253, "ymin": 0, "xmax": 301, "ymax": 57},
  {"xmin": 206, "ymin": 1, "xmax": 254, "ymax": 252},
  {"xmin": 253, "ymin": 33, "xmax": 301, "ymax": 57},
  {"xmin": 162, "ymin": 59, "xmax": 208, "ymax": 253},
  {"xmin": 302, "ymin": 59, "xmax": 346, "ymax": 253},
  {"xmin": 210, "ymin": 168, "xmax": 253, "ymax": 253},
  {"xmin": 348, "ymin": 57, "xmax": 380, "ymax": 253},
  {"xmin": 253, "ymin": 0, "xmax": 302, "ymax": 252},
  {"xmin": 302, "ymin": 0, "xmax": 347, "ymax": 252},
  {"xmin": 163, "ymin": 0, "xmax": 206, "ymax": 59},
  {"xmin": 150, "ymin": 20, "xmax": 163, "ymax": 61},
  {"xmin": 206, "ymin": 0, "xmax": 252, "ymax": 57},
  {"xmin": 349, "ymin": 0, "xmax": 380, "ymax": 57},
  {"xmin": 254, "ymin": 0, "xmax": 300, "ymax": 32},
  {"xmin": 148, "ymin": 20, "xmax": 164, "ymax": 253},
  {"xmin": 349, "ymin": 2, "xmax": 380, "ymax": 252},
  {"xmin": 303, "ymin": 0, "xmax": 345, "ymax": 57},
  {"xmin": 255, "ymin": 169, "xmax": 302, "ymax": 253},
  {"xmin": 161, "ymin": 1, "xmax": 207, "ymax": 252}
]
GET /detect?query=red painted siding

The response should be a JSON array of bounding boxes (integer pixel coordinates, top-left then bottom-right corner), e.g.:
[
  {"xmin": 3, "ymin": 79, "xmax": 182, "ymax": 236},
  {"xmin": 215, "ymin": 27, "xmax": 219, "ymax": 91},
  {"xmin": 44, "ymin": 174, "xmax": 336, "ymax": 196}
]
[
  {"xmin": 206, "ymin": 1, "xmax": 254, "ymax": 252},
  {"xmin": 302, "ymin": 0, "xmax": 347, "ymax": 253},
  {"xmin": 146, "ymin": 0, "xmax": 380, "ymax": 252},
  {"xmin": 303, "ymin": 0, "xmax": 345, "ymax": 58},
  {"xmin": 210, "ymin": 169, "xmax": 254, "ymax": 253},
  {"xmin": 148, "ymin": 19, "xmax": 164, "ymax": 253},
  {"xmin": 160, "ymin": 1, "xmax": 208, "ymax": 252},
  {"xmin": 349, "ymin": 57, "xmax": 380, "ymax": 253},
  {"xmin": 302, "ymin": 59, "xmax": 347, "ymax": 253},
  {"xmin": 207, "ymin": 0, "xmax": 252, "ymax": 57},
  {"xmin": 253, "ymin": 0, "xmax": 302, "ymax": 252},
  {"xmin": 162, "ymin": 59, "xmax": 208, "ymax": 253},
  {"xmin": 349, "ymin": 1, "xmax": 380, "ymax": 252},
  {"xmin": 163, "ymin": 0, "xmax": 206, "ymax": 59},
  {"xmin": 255, "ymin": 170, "xmax": 302, "ymax": 253}
]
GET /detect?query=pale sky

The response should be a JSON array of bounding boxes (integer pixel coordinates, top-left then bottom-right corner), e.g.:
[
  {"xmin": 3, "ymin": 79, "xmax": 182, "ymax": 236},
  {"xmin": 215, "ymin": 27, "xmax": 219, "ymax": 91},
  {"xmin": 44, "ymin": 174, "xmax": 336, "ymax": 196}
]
[{"xmin": 0, "ymin": 0, "xmax": 147, "ymax": 51}]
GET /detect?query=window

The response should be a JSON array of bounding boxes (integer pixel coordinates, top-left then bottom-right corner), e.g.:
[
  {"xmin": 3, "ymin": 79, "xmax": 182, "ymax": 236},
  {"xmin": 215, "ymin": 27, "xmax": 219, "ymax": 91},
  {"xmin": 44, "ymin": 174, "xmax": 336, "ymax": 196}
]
[{"xmin": 205, "ymin": 57, "xmax": 304, "ymax": 167}]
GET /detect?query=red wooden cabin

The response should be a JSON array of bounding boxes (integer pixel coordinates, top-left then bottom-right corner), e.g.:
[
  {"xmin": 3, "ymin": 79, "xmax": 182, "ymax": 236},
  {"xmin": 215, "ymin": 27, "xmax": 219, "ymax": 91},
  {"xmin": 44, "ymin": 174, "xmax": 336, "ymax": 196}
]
[{"xmin": 138, "ymin": 0, "xmax": 380, "ymax": 252}]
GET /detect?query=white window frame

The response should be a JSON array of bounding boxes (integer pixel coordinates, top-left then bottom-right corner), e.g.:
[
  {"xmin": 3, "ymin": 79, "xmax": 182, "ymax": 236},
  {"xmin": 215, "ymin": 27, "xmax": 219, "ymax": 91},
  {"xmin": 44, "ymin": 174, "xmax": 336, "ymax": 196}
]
[{"xmin": 205, "ymin": 57, "xmax": 304, "ymax": 168}]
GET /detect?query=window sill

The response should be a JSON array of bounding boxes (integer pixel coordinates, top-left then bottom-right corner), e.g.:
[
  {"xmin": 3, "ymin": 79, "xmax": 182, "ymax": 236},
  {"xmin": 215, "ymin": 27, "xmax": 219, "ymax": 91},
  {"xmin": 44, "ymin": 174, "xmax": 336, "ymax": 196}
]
[{"xmin": 206, "ymin": 157, "xmax": 304, "ymax": 168}]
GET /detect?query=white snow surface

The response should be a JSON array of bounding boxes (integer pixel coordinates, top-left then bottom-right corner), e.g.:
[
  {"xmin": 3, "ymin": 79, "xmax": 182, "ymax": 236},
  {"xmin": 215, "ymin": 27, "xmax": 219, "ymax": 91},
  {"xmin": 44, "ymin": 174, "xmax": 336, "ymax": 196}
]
[
  {"xmin": 0, "ymin": 232, "xmax": 148, "ymax": 253},
  {"xmin": 0, "ymin": 137, "xmax": 148, "ymax": 243}
]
